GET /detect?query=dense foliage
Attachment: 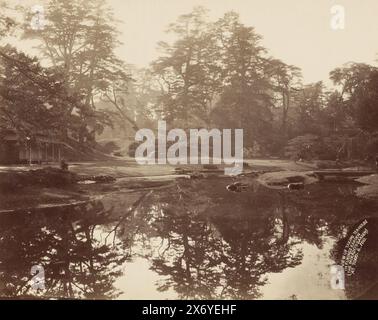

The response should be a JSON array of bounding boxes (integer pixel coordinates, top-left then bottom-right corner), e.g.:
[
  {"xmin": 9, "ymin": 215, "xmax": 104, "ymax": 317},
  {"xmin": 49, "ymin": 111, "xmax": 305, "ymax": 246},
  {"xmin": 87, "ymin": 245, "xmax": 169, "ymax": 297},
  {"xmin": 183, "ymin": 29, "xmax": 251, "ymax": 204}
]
[{"xmin": 1, "ymin": 2, "xmax": 377, "ymax": 159}]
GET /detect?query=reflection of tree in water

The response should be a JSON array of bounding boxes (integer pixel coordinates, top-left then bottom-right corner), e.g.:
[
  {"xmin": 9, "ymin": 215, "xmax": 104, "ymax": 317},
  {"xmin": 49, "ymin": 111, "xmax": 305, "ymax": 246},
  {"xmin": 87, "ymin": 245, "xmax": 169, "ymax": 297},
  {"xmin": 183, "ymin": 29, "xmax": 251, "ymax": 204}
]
[
  {"xmin": 138, "ymin": 179, "xmax": 378, "ymax": 299},
  {"xmin": 2, "ymin": 178, "xmax": 377, "ymax": 299},
  {"xmin": 151, "ymin": 213, "xmax": 225, "ymax": 299},
  {"xmin": 212, "ymin": 215, "xmax": 303, "ymax": 299},
  {"xmin": 141, "ymin": 179, "xmax": 304, "ymax": 299},
  {"xmin": 274, "ymin": 182, "xmax": 378, "ymax": 250},
  {"xmin": 0, "ymin": 201, "xmax": 129, "ymax": 299}
]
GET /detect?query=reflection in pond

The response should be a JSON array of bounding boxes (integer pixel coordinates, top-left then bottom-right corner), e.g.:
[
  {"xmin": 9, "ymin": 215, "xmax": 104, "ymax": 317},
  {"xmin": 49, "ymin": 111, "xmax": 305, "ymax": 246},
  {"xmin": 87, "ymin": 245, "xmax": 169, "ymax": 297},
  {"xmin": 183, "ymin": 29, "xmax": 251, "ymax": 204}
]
[
  {"xmin": 1, "ymin": 177, "xmax": 378, "ymax": 299},
  {"xmin": 0, "ymin": 201, "xmax": 129, "ymax": 299}
]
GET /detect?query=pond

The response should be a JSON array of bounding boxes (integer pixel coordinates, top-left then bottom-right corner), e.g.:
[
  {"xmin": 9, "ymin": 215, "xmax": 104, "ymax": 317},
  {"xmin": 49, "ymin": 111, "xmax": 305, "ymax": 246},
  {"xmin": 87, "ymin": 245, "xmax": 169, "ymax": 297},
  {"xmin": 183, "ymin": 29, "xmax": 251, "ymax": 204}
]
[{"xmin": 1, "ymin": 177, "xmax": 378, "ymax": 299}]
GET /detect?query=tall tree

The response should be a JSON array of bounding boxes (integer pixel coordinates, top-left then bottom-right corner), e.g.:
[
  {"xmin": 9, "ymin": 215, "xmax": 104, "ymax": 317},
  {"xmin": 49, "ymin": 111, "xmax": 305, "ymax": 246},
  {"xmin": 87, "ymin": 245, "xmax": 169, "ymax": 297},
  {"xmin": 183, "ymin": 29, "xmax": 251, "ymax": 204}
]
[
  {"xmin": 268, "ymin": 59, "xmax": 301, "ymax": 141},
  {"xmin": 292, "ymin": 82, "xmax": 326, "ymax": 135},
  {"xmin": 211, "ymin": 12, "xmax": 273, "ymax": 148},
  {"xmin": 0, "ymin": 46, "xmax": 83, "ymax": 139},
  {"xmin": 152, "ymin": 7, "xmax": 221, "ymax": 128},
  {"xmin": 23, "ymin": 0, "xmax": 130, "ymax": 143},
  {"xmin": 330, "ymin": 63, "xmax": 378, "ymax": 133}
]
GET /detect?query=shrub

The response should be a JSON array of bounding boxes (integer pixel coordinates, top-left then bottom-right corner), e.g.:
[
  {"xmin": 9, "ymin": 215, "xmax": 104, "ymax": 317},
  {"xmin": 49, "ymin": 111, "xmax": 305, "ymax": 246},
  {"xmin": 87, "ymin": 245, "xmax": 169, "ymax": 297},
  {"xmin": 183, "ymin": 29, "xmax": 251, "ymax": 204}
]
[{"xmin": 285, "ymin": 134, "xmax": 341, "ymax": 161}]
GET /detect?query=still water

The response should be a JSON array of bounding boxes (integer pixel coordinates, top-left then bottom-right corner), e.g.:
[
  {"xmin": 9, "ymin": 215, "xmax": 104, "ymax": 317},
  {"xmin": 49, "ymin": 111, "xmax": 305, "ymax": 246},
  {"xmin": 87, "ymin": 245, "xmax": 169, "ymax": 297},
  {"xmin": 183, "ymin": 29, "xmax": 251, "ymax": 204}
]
[{"xmin": 1, "ymin": 177, "xmax": 378, "ymax": 299}]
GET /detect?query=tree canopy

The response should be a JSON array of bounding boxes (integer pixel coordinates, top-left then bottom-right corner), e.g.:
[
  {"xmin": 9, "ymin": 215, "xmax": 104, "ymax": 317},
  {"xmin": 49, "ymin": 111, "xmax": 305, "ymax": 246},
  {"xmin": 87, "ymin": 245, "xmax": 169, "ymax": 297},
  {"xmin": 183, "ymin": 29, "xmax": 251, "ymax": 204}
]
[{"xmin": 1, "ymin": 3, "xmax": 378, "ymax": 159}]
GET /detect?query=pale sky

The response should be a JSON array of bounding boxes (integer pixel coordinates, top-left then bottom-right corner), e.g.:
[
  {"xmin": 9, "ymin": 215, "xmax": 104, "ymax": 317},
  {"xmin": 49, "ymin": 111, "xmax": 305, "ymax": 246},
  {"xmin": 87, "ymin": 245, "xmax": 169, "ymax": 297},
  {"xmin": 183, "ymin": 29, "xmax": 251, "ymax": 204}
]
[
  {"xmin": 110, "ymin": 0, "xmax": 378, "ymax": 84},
  {"xmin": 8, "ymin": 0, "xmax": 378, "ymax": 85}
]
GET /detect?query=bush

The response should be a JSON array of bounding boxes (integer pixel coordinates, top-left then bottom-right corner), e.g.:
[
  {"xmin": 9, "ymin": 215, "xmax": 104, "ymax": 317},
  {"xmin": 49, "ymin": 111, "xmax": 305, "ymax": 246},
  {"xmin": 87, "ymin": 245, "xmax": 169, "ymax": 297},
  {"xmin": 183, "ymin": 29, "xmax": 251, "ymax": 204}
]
[
  {"xmin": 285, "ymin": 134, "xmax": 340, "ymax": 161},
  {"xmin": 285, "ymin": 134, "xmax": 319, "ymax": 160}
]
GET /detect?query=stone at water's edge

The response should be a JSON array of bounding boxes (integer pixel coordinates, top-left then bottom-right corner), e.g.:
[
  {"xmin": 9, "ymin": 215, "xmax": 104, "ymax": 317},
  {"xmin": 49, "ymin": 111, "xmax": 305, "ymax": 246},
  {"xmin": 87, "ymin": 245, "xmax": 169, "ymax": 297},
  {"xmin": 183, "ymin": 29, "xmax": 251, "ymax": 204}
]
[
  {"xmin": 257, "ymin": 171, "xmax": 318, "ymax": 189},
  {"xmin": 287, "ymin": 182, "xmax": 305, "ymax": 190},
  {"xmin": 77, "ymin": 174, "xmax": 116, "ymax": 183},
  {"xmin": 355, "ymin": 174, "xmax": 378, "ymax": 199},
  {"xmin": 226, "ymin": 182, "xmax": 249, "ymax": 192},
  {"xmin": 356, "ymin": 174, "xmax": 378, "ymax": 185}
]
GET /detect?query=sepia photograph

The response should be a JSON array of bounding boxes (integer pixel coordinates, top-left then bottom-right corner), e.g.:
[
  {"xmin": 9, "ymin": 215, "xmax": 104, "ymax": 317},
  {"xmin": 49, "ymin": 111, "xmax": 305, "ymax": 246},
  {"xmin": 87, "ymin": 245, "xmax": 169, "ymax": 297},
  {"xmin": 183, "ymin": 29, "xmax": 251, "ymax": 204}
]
[{"xmin": 1, "ymin": 0, "xmax": 378, "ymax": 305}]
